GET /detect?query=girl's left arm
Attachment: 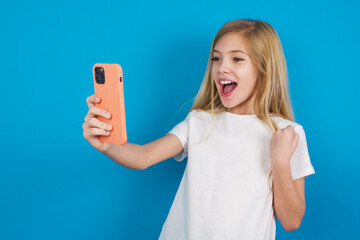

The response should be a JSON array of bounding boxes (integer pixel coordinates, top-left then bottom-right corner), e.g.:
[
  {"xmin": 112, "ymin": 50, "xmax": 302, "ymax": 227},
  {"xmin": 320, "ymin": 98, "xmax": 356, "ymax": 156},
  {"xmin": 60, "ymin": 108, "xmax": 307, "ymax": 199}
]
[
  {"xmin": 272, "ymin": 165, "xmax": 305, "ymax": 232},
  {"xmin": 270, "ymin": 125, "xmax": 306, "ymax": 232}
]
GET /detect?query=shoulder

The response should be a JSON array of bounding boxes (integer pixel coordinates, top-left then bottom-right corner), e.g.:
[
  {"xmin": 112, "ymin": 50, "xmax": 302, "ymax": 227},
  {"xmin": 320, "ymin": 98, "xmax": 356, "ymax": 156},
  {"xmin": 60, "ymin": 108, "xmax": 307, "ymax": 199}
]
[
  {"xmin": 188, "ymin": 109, "xmax": 213, "ymax": 119},
  {"xmin": 270, "ymin": 116, "xmax": 303, "ymax": 131},
  {"xmin": 184, "ymin": 109, "xmax": 220, "ymax": 127}
]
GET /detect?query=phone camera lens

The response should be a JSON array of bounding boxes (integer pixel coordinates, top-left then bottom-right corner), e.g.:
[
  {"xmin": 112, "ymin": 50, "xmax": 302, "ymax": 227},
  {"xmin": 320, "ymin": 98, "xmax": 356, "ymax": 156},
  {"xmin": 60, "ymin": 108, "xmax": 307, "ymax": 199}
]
[{"xmin": 95, "ymin": 66, "xmax": 105, "ymax": 84}]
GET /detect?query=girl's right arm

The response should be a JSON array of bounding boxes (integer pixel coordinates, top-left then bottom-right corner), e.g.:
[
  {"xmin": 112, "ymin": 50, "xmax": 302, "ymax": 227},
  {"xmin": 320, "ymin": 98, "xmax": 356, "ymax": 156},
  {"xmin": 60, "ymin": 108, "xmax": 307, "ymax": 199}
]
[
  {"xmin": 102, "ymin": 133, "xmax": 183, "ymax": 170},
  {"xmin": 83, "ymin": 95, "xmax": 184, "ymax": 170}
]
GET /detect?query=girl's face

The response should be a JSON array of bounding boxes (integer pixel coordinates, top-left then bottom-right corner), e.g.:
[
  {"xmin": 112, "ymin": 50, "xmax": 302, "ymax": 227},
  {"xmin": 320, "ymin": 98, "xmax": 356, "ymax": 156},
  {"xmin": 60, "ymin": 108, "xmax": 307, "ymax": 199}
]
[{"xmin": 212, "ymin": 32, "xmax": 259, "ymax": 115}]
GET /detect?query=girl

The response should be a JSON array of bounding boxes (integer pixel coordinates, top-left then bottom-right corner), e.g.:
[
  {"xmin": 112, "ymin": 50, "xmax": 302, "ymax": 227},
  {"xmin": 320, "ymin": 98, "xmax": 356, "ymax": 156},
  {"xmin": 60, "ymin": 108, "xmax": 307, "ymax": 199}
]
[{"xmin": 83, "ymin": 19, "xmax": 315, "ymax": 239}]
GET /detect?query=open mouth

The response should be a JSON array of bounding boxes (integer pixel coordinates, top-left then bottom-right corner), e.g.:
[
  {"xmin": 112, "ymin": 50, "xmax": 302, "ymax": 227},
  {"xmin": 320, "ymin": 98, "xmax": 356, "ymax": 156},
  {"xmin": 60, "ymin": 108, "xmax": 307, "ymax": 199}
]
[{"xmin": 220, "ymin": 82, "xmax": 238, "ymax": 97}]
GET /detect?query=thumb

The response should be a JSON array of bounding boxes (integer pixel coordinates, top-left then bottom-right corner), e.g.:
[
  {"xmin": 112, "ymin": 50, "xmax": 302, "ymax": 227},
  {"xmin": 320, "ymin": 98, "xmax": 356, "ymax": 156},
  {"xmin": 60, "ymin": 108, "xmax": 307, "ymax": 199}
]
[{"xmin": 293, "ymin": 131, "xmax": 299, "ymax": 144}]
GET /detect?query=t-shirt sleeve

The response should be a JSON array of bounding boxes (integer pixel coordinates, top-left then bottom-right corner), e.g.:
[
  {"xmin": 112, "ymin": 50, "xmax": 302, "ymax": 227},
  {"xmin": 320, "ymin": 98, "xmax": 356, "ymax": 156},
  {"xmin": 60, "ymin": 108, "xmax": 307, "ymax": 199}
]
[
  {"xmin": 290, "ymin": 125, "xmax": 316, "ymax": 180},
  {"xmin": 166, "ymin": 112, "xmax": 190, "ymax": 162}
]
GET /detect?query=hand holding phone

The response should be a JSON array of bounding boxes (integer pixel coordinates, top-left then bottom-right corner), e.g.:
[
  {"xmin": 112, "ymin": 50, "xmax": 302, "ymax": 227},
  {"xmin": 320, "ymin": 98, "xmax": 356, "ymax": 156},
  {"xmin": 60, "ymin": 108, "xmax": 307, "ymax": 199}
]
[{"xmin": 82, "ymin": 94, "xmax": 113, "ymax": 153}]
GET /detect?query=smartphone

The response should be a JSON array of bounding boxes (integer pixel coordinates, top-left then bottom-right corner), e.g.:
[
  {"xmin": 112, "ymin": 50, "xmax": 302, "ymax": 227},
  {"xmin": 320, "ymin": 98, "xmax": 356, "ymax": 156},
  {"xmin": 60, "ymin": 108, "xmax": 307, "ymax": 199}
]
[{"xmin": 92, "ymin": 63, "xmax": 127, "ymax": 145}]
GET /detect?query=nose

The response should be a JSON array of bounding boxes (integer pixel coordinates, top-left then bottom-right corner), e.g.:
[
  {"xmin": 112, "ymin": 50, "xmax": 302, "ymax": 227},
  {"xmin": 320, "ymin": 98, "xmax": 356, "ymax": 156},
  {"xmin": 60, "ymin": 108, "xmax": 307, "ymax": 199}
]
[{"xmin": 218, "ymin": 59, "xmax": 231, "ymax": 74}]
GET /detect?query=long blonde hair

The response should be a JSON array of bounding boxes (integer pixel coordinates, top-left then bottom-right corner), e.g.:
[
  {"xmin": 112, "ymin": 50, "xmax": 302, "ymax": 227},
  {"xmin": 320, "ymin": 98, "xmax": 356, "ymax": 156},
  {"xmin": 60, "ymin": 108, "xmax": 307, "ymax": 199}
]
[{"xmin": 187, "ymin": 19, "xmax": 295, "ymax": 195}]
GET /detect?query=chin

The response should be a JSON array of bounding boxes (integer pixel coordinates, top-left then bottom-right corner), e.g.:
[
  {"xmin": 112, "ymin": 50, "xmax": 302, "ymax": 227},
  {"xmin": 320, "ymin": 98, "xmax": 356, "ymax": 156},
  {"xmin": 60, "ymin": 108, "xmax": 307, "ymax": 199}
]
[
  {"xmin": 221, "ymin": 96, "xmax": 245, "ymax": 110},
  {"xmin": 220, "ymin": 100, "xmax": 235, "ymax": 109}
]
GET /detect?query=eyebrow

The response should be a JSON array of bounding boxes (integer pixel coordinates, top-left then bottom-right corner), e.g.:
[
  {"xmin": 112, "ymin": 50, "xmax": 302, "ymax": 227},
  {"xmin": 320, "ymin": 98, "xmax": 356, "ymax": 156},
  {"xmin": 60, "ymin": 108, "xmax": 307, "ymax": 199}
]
[{"xmin": 213, "ymin": 49, "xmax": 248, "ymax": 55}]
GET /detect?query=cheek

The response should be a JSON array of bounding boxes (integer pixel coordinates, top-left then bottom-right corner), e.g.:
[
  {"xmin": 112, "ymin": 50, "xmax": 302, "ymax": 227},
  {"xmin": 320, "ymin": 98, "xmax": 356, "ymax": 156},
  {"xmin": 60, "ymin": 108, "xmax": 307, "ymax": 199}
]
[
  {"xmin": 235, "ymin": 71, "xmax": 257, "ymax": 93},
  {"xmin": 212, "ymin": 68, "xmax": 218, "ymax": 83},
  {"xmin": 240, "ymin": 77, "xmax": 257, "ymax": 96},
  {"xmin": 237, "ymin": 66, "xmax": 257, "ymax": 83},
  {"xmin": 212, "ymin": 66, "xmax": 217, "ymax": 77}
]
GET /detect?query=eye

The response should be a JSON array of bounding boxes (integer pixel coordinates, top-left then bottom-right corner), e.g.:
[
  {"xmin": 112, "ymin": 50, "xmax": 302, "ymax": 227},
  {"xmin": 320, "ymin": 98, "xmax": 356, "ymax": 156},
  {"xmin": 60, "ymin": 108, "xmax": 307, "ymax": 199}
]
[
  {"xmin": 234, "ymin": 57, "xmax": 243, "ymax": 62},
  {"xmin": 211, "ymin": 57, "xmax": 244, "ymax": 62}
]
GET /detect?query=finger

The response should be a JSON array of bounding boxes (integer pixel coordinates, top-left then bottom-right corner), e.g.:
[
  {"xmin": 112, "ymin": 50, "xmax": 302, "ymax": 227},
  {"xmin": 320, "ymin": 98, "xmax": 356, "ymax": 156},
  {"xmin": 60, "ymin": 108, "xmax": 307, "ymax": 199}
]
[
  {"xmin": 86, "ymin": 95, "xmax": 101, "ymax": 109},
  {"xmin": 88, "ymin": 106, "xmax": 112, "ymax": 120},
  {"xmin": 86, "ymin": 117, "xmax": 112, "ymax": 131},
  {"xmin": 284, "ymin": 125, "xmax": 294, "ymax": 133},
  {"xmin": 84, "ymin": 112, "xmax": 90, "ymax": 123},
  {"xmin": 294, "ymin": 131, "xmax": 299, "ymax": 141},
  {"xmin": 89, "ymin": 127, "xmax": 111, "ymax": 136},
  {"xmin": 84, "ymin": 110, "xmax": 95, "ymax": 123},
  {"xmin": 291, "ymin": 132, "xmax": 299, "ymax": 147}
]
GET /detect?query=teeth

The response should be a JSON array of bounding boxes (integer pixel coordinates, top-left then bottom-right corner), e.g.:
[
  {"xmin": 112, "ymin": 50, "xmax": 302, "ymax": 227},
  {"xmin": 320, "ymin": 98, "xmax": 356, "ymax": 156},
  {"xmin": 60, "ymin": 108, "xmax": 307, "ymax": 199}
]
[{"xmin": 220, "ymin": 80, "xmax": 234, "ymax": 84}]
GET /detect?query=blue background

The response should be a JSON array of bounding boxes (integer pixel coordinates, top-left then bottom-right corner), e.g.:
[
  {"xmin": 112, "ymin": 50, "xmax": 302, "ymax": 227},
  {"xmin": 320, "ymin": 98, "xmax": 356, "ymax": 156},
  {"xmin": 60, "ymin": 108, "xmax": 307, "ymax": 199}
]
[{"xmin": 1, "ymin": 0, "xmax": 359, "ymax": 239}]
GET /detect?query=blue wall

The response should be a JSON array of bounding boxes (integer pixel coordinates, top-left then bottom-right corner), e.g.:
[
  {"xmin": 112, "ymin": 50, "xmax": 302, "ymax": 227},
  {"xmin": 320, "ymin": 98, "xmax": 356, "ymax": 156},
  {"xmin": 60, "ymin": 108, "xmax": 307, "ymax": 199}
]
[{"xmin": 1, "ymin": 0, "xmax": 359, "ymax": 239}]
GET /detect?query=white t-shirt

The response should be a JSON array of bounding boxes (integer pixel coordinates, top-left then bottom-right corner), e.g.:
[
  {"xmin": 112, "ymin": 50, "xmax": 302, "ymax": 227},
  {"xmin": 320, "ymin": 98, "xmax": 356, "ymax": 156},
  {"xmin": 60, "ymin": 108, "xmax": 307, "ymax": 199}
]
[{"xmin": 158, "ymin": 110, "xmax": 315, "ymax": 240}]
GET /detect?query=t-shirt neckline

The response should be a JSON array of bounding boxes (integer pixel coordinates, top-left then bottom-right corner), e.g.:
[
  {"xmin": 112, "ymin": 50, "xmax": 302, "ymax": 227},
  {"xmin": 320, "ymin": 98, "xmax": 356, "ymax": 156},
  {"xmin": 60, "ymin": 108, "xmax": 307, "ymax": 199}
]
[{"xmin": 223, "ymin": 111, "xmax": 258, "ymax": 118}]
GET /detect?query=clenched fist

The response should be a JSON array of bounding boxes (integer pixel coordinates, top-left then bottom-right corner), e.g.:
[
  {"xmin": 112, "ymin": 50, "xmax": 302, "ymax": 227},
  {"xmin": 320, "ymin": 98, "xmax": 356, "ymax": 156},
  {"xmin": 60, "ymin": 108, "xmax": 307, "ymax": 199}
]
[{"xmin": 269, "ymin": 125, "xmax": 299, "ymax": 169}]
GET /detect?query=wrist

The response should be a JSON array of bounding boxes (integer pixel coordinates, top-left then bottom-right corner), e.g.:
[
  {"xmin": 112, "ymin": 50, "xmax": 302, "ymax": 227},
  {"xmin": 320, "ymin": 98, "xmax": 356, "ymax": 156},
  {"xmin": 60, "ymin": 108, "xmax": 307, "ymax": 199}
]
[
  {"xmin": 101, "ymin": 143, "xmax": 113, "ymax": 154},
  {"xmin": 271, "ymin": 160, "xmax": 290, "ymax": 172}
]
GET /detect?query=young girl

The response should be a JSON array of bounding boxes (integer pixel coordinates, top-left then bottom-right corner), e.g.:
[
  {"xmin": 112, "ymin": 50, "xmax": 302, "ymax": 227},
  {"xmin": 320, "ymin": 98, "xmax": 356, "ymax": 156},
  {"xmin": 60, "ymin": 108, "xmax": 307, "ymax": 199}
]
[{"xmin": 83, "ymin": 19, "xmax": 315, "ymax": 239}]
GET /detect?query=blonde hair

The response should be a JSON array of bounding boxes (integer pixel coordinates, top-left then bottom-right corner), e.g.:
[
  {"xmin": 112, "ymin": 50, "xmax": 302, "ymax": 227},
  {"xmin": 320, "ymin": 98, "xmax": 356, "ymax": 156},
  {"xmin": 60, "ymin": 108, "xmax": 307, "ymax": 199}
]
[{"xmin": 186, "ymin": 19, "xmax": 295, "ymax": 195}]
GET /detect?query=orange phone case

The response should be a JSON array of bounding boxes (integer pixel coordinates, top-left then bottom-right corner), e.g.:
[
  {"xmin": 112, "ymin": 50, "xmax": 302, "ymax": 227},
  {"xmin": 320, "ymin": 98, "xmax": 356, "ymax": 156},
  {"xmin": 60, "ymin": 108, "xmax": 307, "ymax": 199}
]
[{"xmin": 92, "ymin": 63, "xmax": 127, "ymax": 145}]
